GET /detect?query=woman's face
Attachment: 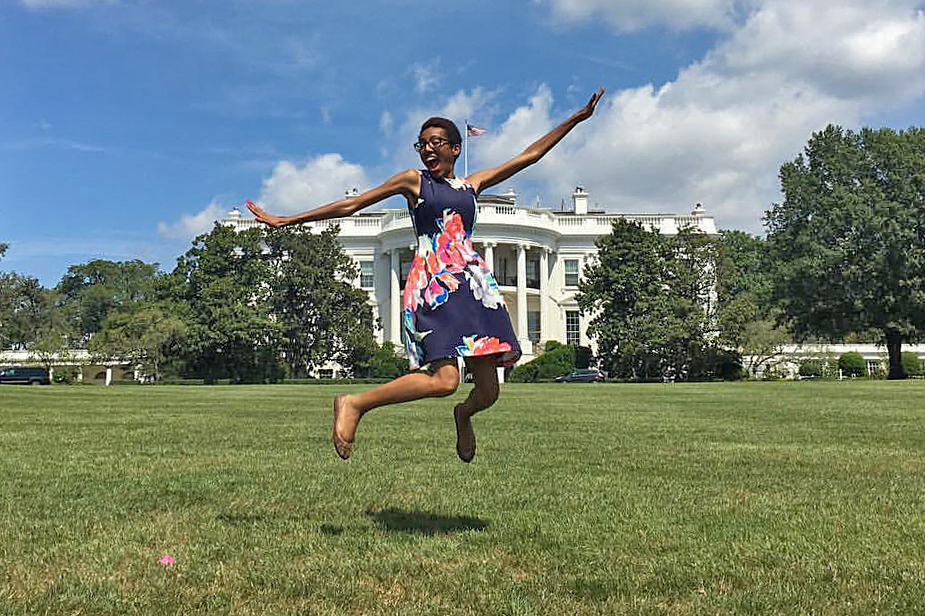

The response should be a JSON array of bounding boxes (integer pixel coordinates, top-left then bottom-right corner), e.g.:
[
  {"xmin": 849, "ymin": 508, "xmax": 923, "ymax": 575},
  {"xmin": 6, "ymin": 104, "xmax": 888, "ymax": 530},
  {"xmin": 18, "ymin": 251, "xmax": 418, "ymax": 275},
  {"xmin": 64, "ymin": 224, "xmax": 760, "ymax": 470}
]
[{"xmin": 418, "ymin": 127, "xmax": 460, "ymax": 178}]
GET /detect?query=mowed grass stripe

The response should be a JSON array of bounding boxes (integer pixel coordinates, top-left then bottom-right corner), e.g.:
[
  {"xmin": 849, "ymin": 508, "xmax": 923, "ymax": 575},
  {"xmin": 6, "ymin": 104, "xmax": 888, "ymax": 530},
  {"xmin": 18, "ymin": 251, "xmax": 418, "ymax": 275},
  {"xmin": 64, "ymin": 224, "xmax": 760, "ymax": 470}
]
[{"xmin": 1, "ymin": 381, "xmax": 924, "ymax": 615}]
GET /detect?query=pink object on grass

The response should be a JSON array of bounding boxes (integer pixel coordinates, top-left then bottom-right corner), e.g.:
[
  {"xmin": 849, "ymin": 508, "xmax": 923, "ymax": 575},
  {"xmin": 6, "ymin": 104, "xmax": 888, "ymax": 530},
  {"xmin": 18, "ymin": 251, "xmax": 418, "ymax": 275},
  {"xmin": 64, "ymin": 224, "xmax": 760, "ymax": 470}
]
[{"xmin": 158, "ymin": 554, "xmax": 176, "ymax": 565}]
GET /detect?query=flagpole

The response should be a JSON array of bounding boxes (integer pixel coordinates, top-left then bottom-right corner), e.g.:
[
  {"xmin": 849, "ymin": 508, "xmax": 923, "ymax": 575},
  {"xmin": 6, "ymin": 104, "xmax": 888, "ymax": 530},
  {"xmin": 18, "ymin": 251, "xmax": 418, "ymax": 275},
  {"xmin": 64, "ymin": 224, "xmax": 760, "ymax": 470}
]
[{"xmin": 464, "ymin": 119, "xmax": 469, "ymax": 177}]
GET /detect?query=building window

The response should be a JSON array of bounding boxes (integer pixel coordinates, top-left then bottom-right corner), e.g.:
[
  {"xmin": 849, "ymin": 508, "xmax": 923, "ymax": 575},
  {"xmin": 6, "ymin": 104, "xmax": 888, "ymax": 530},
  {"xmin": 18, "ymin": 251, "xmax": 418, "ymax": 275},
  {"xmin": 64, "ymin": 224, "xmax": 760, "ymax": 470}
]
[
  {"xmin": 527, "ymin": 311, "xmax": 540, "ymax": 343},
  {"xmin": 400, "ymin": 260, "xmax": 411, "ymax": 287},
  {"xmin": 359, "ymin": 260, "xmax": 374, "ymax": 289},
  {"xmin": 497, "ymin": 257, "xmax": 515, "ymax": 287},
  {"xmin": 564, "ymin": 259, "xmax": 579, "ymax": 287},
  {"xmin": 526, "ymin": 259, "xmax": 540, "ymax": 289},
  {"xmin": 566, "ymin": 310, "xmax": 580, "ymax": 345}
]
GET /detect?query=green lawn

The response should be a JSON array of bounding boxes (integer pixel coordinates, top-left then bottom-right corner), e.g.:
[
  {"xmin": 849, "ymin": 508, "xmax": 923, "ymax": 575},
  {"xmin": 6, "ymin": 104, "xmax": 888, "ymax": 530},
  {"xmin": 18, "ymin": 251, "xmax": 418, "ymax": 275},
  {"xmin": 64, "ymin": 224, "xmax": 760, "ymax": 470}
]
[{"xmin": 1, "ymin": 381, "xmax": 925, "ymax": 615}]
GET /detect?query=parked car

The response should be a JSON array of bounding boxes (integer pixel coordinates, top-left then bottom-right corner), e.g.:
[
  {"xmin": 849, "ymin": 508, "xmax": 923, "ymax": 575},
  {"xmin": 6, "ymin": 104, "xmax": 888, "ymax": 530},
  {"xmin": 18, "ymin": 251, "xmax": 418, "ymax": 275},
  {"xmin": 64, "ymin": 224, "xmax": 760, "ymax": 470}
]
[
  {"xmin": 0, "ymin": 366, "xmax": 51, "ymax": 385},
  {"xmin": 555, "ymin": 368, "xmax": 606, "ymax": 383}
]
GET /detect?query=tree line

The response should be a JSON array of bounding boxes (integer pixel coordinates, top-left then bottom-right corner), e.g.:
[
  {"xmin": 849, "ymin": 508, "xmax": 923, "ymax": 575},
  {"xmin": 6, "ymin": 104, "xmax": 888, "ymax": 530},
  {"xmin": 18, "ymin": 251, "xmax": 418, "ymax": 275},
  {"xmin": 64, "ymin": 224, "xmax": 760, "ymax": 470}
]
[
  {"xmin": 577, "ymin": 124, "xmax": 924, "ymax": 380},
  {"xmin": 0, "ymin": 225, "xmax": 404, "ymax": 382},
  {"xmin": 3, "ymin": 124, "xmax": 923, "ymax": 381}
]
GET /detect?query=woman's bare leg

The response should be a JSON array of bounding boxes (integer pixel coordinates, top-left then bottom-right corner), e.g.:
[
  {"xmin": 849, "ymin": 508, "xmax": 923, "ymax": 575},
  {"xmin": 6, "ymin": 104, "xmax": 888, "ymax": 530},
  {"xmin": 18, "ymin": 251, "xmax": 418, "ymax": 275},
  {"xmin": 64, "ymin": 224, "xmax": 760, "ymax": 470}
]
[
  {"xmin": 454, "ymin": 356, "xmax": 501, "ymax": 462},
  {"xmin": 335, "ymin": 359, "xmax": 459, "ymax": 446}
]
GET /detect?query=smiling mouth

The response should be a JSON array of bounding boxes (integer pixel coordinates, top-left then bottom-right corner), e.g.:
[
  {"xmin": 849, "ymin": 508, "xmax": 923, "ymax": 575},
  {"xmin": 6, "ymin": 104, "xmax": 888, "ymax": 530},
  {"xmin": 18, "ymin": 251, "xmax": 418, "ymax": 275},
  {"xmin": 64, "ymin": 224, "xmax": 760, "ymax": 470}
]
[{"xmin": 424, "ymin": 156, "xmax": 439, "ymax": 170}]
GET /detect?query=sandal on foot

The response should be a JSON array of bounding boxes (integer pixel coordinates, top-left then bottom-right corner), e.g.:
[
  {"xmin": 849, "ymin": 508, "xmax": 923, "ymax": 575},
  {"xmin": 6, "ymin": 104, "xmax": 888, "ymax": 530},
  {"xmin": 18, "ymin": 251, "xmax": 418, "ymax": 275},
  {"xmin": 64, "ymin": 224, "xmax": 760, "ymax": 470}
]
[
  {"xmin": 332, "ymin": 395, "xmax": 354, "ymax": 460},
  {"xmin": 454, "ymin": 405, "xmax": 476, "ymax": 463}
]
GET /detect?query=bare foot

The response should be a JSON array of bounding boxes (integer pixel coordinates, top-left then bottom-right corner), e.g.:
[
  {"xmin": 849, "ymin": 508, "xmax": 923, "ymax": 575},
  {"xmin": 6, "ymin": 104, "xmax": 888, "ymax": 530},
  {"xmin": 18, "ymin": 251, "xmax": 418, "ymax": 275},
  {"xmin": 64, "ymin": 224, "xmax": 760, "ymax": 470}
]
[
  {"xmin": 454, "ymin": 404, "xmax": 476, "ymax": 463},
  {"xmin": 333, "ymin": 395, "xmax": 362, "ymax": 460}
]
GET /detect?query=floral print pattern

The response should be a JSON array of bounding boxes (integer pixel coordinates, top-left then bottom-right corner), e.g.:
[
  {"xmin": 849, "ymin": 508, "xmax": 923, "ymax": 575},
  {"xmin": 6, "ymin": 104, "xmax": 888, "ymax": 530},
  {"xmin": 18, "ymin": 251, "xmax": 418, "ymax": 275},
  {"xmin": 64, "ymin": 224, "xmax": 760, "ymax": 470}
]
[
  {"xmin": 401, "ymin": 170, "xmax": 521, "ymax": 370},
  {"xmin": 455, "ymin": 335, "xmax": 513, "ymax": 358},
  {"xmin": 403, "ymin": 209, "xmax": 503, "ymax": 314}
]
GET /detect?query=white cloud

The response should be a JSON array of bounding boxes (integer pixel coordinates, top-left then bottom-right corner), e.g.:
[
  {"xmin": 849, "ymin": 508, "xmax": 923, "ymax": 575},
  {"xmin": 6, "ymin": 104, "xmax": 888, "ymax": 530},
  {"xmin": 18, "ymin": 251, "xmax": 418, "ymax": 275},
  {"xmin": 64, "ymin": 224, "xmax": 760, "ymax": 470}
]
[
  {"xmin": 537, "ymin": 0, "xmax": 743, "ymax": 31},
  {"xmin": 384, "ymin": 87, "xmax": 501, "ymax": 171},
  {"xmin": 412, "ymin": 59, "xmax": 442, "ymax": 94},
  {"xmin": 3, "ymin": 136, "xmax": 107, "ymax": 152},
  {"xmin": 157, "ymin": 200, "xmax": 227, "ymax": 240},
  {"xmin": 379, "ymin": 111, "xmax": 394, "ymax": 136},
  {"xmin": 258, "ymin": 154, "xmax": 370, "ymax": 214},
  {"xmin": 476, "ymin": 0, "xmax": 925, "ymax": 231}
]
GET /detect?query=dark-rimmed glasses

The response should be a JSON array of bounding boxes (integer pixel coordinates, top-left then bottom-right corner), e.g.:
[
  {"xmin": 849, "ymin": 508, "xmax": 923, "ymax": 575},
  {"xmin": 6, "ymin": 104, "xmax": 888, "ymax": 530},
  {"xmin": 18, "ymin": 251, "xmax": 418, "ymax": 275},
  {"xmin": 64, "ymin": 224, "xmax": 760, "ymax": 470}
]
[{"xmin": 413, "ymin": 136, "xmax": 452, "ymax": 152}]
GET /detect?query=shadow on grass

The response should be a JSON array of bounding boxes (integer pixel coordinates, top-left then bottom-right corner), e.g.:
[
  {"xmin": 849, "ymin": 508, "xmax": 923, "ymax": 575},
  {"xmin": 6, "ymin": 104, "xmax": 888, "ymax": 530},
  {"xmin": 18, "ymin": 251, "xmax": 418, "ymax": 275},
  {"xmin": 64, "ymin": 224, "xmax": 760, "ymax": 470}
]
[{"xmin": 366, "ymin": 507, "xmax": 489, "ymax": 535}]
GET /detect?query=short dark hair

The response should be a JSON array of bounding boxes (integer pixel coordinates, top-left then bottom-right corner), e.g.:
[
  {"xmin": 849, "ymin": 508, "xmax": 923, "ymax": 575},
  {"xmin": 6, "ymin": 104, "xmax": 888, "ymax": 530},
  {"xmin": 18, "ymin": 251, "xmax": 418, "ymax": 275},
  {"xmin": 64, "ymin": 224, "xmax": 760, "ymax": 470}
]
[{"xmin": 420, "ymin": 117, "xmax": 461, "ymax": 146}]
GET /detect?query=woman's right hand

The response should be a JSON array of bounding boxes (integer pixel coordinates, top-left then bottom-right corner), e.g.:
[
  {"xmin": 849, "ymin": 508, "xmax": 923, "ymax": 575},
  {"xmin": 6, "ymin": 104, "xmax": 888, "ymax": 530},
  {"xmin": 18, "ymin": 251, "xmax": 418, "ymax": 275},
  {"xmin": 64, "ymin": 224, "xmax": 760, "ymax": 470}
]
[{"xmin": 246, "ymin": 200, "xmax": 288, "ymax": 228}]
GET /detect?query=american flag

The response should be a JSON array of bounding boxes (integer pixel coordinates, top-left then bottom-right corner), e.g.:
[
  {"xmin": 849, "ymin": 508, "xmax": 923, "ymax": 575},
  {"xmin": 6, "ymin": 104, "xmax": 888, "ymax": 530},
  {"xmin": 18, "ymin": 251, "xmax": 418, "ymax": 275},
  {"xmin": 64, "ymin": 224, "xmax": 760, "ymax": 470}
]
[{"xmin": 466, "ymin": 123, "xmax": 487, "ymax": 137}]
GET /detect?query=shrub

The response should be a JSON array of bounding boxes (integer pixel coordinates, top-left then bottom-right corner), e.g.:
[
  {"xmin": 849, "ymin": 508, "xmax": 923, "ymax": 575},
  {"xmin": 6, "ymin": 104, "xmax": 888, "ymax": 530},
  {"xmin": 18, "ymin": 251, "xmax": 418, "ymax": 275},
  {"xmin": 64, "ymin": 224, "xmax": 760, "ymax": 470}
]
[
  {"xmin": 508, "ymin": 344, "xmax": 576, "ymax": 382},
  {"xmin": 761, "ymin": 365, "xmax": 788, "ymax": 380},
  {"xmin": 838, "ymin": 352, "xmax": 866, "ymax": 377},
  {"xmin": 507, "ymin": 363, "xmax": 539, "ymax": 383},
  {"xmin": 52, "ymin": 366, "xmax": 79, "ymax": 384},
  {"xmin": 798, "ymin": 359, "xmax": 826, "ymax": 378},
  {"xmin": 902, "ymin": 352, "xmax": 923, "ymax": 377},
  {"xmin": 687, "ymin": 346, "xmax": 744, "ymax": 381},
  {"xmin": 356, "ymin": 342, "xmax": 407, "ymax": 379}
]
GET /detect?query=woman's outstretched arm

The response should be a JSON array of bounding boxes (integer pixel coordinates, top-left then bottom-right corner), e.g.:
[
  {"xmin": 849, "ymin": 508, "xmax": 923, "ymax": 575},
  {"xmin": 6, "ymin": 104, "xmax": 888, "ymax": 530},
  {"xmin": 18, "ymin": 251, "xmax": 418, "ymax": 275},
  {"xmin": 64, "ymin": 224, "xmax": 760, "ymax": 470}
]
[
  {"xmin": 466, "ymin": 87, "xmax": 605, "ymax": 195},
  {"xmin": 246, "ymin": 169, "xmax": 420, "ymax": 228}
]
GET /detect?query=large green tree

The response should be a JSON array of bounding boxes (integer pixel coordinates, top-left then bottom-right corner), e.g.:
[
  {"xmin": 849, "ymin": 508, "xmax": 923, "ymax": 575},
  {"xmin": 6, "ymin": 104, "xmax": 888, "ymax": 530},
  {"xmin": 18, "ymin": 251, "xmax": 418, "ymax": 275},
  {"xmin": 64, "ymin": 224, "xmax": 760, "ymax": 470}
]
[
  {"xmin": 263, "ymin": 225, "xmax": 377, "ymax": 377},
  {"xmin": 56, "ymin": 259, "xmax": 160, "ymax": 341},
  {"xmin": 168, "ymin": 224, "xmax": 284, "ymax": 383},
  {"xmin": 0, "ymin": 274, "xmax": 70, "ymax": 353},
  {"xmin": 714, "ymin": 230, "xmax": 790, "ymax": 377},
  {"xmin": 766, "ymin": 125, "xmax": 925, "ymax": 379},
  {"xmin": 578, "ymin": 220, "xmax": 725, "ymax": 381},
  {"xmin": 90, "ymin": 305, "xmax": 187, "ymax": 382}
]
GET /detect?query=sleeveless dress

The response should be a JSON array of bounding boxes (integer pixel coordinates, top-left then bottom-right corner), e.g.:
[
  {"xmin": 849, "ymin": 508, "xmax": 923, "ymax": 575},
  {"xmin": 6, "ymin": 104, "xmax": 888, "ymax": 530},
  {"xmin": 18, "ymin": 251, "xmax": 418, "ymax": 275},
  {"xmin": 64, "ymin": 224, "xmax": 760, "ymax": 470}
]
[{"xmin": 402, "ymin": 170, "xmax": 522, "ymax": 370}]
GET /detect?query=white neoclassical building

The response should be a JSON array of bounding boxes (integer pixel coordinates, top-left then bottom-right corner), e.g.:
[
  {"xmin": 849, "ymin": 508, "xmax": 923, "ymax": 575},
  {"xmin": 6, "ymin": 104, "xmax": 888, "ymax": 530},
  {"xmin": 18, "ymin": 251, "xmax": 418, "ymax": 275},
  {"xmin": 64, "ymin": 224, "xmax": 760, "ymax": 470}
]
[{"xmin": 222, "ymin": 187, "xmax": 718, "ymax": 367}]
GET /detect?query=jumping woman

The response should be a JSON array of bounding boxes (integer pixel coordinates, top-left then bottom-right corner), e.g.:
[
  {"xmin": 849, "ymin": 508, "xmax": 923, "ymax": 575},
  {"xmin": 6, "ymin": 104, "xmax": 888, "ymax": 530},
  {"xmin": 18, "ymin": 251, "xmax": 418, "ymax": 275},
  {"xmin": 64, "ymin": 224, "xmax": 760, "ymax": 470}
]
[{"xmin": 247, "ymin": 87, "xmax": 604, "ymax": 462}]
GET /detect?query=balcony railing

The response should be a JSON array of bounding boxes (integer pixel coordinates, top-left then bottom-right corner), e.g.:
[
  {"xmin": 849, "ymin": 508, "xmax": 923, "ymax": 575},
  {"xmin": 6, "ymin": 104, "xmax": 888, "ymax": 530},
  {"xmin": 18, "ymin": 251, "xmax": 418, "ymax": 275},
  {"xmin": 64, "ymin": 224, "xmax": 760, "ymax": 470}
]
[{"xmin": 224, "ymin": 205, "xmax": 717, "ymax": 237}]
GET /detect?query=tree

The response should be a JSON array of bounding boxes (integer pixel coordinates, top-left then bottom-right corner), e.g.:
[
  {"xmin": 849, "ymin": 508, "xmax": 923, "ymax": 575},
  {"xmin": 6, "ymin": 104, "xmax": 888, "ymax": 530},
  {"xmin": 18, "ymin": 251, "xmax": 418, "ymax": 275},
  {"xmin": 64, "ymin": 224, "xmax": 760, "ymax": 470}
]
[
  {"xmin": 355, "ymin": 341, "xmax": 408, "ymax": 379},
  {"xmin": 89, "ymin": 305, "xmax": 187, "ymax": 382},
  {"xmin": 0, "ymin": 243, "xmax": 7, "ymax": 261},
  {"xmin": 714, "ymin": 230, "xmax": 790, "ymax": 376},
  {"xmin": 766, "ymin": 125, "xmax": 925, "ymax": 379},
  {"xmin": 0, "ymin": 272, "xmax": 73, "ymax": 361},
  {"xmin": 168, "ymin": 224, "xmax": 284, "ymax": 383},
  {"xmin": 263, "ymin": 224, "xmax": 377, "ymax": 377},
  {"xmin": 57, "ymin": 259, "xmax": 161, "ymax": 342},
  {"xmin": 578, "ymin": 220, "xmax": 721, "ymax": 381}
]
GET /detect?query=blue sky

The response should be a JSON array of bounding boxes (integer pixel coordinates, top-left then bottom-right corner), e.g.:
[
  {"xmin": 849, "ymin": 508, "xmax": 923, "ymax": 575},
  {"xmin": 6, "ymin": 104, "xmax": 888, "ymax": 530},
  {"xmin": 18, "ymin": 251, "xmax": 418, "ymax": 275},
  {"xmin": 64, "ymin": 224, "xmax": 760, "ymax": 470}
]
[{"xmin": 2, "ymin": 0, "xmax": 924, "ymax": 286}]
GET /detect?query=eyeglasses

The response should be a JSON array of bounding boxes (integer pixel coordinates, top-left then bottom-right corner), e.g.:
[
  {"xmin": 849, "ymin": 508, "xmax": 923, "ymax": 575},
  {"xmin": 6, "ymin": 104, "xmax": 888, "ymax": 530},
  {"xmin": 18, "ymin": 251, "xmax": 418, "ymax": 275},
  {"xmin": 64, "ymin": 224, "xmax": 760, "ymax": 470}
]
[{"xmin": 413, "ymin": 136, "xmax": 453, "ymax": 152}]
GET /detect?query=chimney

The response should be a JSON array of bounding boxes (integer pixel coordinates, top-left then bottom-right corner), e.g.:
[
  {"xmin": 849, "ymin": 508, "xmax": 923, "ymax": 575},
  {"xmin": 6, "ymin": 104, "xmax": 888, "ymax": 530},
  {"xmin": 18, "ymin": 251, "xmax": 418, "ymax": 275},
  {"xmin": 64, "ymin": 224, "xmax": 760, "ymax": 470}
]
[
  {"xmin": 691, "ymin": 202, "xmax": 705, "ymax": 217},
  {"xmin": 572, "ymin": 186, "xmax": 588, "ymax": 215}
]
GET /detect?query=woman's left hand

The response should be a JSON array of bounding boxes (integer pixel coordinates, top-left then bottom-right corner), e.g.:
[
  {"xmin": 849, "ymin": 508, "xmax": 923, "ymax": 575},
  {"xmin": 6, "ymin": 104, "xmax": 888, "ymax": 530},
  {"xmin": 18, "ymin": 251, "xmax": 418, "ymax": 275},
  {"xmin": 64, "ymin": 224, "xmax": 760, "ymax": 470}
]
[
  {"xmin": 572, "ymin": 87, "xmax": 605, "ymax": 123},
  {"xmin": 246, "ymin": 200, "xmax": 288, "ymax": 228}
]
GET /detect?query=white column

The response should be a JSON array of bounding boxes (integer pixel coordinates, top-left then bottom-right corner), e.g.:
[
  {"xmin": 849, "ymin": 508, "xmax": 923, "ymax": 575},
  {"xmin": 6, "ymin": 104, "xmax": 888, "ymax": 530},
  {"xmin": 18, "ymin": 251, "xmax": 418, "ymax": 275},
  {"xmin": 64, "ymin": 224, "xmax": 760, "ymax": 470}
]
[
  {"xmin": 483, "ymin": 241, "xmax": 495, "ymax": 270},
  {"xmin": 516, "ymin": 243, "xmax": 528, "ymax": 343},
  {"xmin": 105, "ymin": 367, "xmax": 112, "ymax": 387},
  {"xmin": 539, "ymin": 248, "xmax": 549, "ymax": 345},
  {"xmin": 390, "ymin": 248, "xmax": 401, "ymax": 345}
]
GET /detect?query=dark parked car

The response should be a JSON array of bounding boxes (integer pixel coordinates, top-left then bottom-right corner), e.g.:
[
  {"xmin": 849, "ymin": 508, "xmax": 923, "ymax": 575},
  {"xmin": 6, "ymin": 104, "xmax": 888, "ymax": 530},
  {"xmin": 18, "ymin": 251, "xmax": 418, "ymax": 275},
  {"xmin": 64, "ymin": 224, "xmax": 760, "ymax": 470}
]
[
  {"xmin": 0, "ymin": 366, "xmax": 51, "ymax": 385},
  {"xmin": 555, "ymin": 368, "xmax": 606, "ymax": 383}
]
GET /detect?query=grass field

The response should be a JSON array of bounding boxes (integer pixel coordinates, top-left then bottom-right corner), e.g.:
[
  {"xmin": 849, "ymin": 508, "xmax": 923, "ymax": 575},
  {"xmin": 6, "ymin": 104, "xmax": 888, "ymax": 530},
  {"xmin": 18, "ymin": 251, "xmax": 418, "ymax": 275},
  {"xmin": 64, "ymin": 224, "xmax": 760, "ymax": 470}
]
[{"xmin": 1, "ymin": 381, "xmax": 925, "ymax": 615}]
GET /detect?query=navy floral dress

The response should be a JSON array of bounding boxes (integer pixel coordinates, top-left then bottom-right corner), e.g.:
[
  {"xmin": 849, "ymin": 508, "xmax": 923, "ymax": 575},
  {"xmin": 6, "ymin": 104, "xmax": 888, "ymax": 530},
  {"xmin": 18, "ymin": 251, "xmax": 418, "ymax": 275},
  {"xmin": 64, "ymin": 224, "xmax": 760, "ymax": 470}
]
[{"xmin": 402, "ymin": 170, "xmax": 522, "ymax": 370}]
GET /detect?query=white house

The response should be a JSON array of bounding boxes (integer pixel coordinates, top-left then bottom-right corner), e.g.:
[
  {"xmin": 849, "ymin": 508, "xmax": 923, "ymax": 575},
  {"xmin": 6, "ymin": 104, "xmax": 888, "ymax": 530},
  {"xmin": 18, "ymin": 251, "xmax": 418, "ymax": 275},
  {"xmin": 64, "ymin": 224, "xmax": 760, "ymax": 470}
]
[{"xmin": 222, "ymin": 187, "xmax": 718, "ymax": 371}]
